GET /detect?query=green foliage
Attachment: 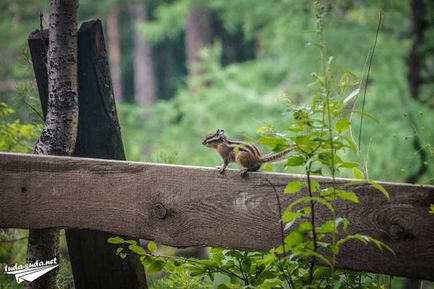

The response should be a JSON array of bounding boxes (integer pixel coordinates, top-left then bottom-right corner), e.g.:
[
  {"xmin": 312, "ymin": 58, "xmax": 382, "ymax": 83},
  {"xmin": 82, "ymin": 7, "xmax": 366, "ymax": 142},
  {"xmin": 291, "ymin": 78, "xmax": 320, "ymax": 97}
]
[
  {"xmin": 120, "ymin": 0, "xmax": 434, "ymax": 184},
  {"xmin": 0, "ymin": 102, "xmax": 42, "ymax": 152},
  {"xmin": 109, "ymin": 3, "xmax": 406, "ymax": 288}
]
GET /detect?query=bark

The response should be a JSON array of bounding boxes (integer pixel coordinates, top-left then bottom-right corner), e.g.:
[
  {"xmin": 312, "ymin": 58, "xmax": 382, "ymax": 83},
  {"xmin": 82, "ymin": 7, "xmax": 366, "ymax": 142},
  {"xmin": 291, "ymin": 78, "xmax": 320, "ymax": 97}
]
[
  {"xmin": 107, "ymin": 8, "xmax": 123, "ymax": 101},
  {"xmin": 131, "ymin": 0, "xmax": 156, "ymax": 106},
  {"xmin": 27, "ymin": 1, "xmax": 78, "ymax": 289},
  {"xmin": 34, "ymin": 0, "xmax": 79, "ymax": 156},
  {"xmin": 186, "ymin": 1, "xmax": 213, "ymax": 77}
]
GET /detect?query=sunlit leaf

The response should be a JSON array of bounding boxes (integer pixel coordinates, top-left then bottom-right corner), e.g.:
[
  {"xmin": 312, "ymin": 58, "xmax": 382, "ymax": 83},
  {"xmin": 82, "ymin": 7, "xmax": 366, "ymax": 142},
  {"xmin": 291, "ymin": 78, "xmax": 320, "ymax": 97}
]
[
  {"xmin": 107, "ymin": 236, "xmax": 125, "ymax": 244},
  {"xmin": 147, "ymin": 259, "xmax": 165, "ymax": 273},
  {"xmin": 284, "ymin": 181, "xmax": 305, "ymax": 194},
  {"xmin": 338, "ymin": 162, "xmax": 359, "ymax": 168},
  {"xmin": 367, "ymin": 180, "xmax": 390, "ymax": 199},
  {"xmin": 284, "ymin": 231, "xmax": 304, "ymax": 248},
  {"xmin": 147, "ymin": 241, "xmax": 157, "ymax": 253},
  {"xmin": 336, "ymin": 118, "xmax": 350, "ymax": 133},
  {"xmin": 116, "ymin": 247, "xmax": 124, "ymax": 255},
  {"xmin": 285, "ymin": 154, "xmax": 305, "ymax": 167},
  {"xmin": 337, "ymin": 191, "xmax": 359, "ymax": 203},
  {"xmin": 352, "ymin": 167, "xmax": 364, "ymax": 179},
  {"xmin": 128, "ymin": 244, "xmax": 146, "ymax": 255}
]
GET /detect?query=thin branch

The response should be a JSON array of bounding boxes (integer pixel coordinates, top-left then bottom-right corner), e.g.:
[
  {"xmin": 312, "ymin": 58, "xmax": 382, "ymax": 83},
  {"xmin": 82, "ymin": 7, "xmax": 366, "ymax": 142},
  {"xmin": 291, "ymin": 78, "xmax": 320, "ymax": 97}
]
[
  {"xmin": 306, "ymin": 161, "xmax": 318, "ymax": 285},
  {"xmin": 264, "ymin": 177, "xmax": 296, "ymax": 289},
  {"xmin": 357, "ymin": 12, "xmax": 383, "ymax": 154}
]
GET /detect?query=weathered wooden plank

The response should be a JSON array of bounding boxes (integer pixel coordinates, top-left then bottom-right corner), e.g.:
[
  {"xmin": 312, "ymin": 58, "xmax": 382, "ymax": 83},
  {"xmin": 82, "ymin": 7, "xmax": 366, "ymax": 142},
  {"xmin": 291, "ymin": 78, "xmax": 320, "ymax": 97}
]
[
  {"xmin": 28, "ymin": 20, "xmax": 146, "ymax": 289},
  {"xmin": 1, "ymin": 152, "xmax": 433, "ymax": 280}
]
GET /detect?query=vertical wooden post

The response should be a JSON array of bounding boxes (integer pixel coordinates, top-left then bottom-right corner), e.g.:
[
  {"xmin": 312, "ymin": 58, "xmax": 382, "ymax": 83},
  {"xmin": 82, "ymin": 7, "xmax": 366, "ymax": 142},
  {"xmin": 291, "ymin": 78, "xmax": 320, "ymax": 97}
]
[{"xmin": 28, "ymin": 20, "xmax": 147, "ymax": 289}]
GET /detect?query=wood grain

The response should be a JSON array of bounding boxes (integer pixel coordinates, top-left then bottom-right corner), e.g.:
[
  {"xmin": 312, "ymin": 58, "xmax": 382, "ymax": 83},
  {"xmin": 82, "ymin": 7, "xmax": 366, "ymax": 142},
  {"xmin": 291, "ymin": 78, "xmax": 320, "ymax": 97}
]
[{"xmin": 1, "ymin": 152, "xmax": 433, "ymax": 280}]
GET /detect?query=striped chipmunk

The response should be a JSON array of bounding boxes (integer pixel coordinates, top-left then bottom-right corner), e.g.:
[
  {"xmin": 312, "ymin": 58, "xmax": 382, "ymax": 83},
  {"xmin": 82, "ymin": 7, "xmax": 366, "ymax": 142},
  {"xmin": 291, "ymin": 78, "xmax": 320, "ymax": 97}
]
[{"xmin": 202, "ymin": 129, "xmax": 295, "ymax": 176}]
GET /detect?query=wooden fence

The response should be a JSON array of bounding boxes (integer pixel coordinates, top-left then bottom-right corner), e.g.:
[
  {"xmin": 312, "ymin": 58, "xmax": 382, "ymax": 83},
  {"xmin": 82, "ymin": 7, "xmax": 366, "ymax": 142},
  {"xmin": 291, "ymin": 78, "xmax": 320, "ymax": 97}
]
[{"xmin": 1, "ymin": 152, "xmax": 433, "ymax": 281}]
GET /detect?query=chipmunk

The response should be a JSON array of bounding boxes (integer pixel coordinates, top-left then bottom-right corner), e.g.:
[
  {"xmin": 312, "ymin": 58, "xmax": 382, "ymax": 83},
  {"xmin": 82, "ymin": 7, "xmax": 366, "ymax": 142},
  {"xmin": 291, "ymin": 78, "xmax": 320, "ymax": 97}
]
[{"xmin": 202, "ymin": 129, "xmax": 294, "ymax": 176}]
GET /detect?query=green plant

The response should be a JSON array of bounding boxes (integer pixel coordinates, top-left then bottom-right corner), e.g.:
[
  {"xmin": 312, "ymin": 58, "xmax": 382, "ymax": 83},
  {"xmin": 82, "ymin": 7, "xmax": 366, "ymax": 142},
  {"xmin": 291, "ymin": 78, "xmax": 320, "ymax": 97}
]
[
  {"xmin": 0, "ymin": 102, "xmax": 42, "ymax": 152},
  {"xmin": 109, "ymin": 3, "xmax": 397, "ymax": 288}
]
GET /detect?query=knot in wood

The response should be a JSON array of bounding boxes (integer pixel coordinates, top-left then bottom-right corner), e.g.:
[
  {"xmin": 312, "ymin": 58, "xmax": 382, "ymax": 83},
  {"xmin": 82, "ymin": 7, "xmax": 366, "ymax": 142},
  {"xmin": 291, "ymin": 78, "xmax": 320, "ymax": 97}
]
[
  {"xmin": 389, "ymin": 224, "xmax": 406, "ymax": 240},
  {"xmin": 153, "ymin": 203, "xmax": 168, "ymax": 219}
]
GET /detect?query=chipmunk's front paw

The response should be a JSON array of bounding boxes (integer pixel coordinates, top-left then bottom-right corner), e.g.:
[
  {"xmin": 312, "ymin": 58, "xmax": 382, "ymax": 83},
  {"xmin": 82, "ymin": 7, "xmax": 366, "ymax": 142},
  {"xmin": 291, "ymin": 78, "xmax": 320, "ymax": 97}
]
[
  {"xmin": 240, "ymin": 169, "xmax": 249, "ymax": 177},
  {"xmin": 217, "ymin": 166, "xmax": 226, "ymax": 174}
]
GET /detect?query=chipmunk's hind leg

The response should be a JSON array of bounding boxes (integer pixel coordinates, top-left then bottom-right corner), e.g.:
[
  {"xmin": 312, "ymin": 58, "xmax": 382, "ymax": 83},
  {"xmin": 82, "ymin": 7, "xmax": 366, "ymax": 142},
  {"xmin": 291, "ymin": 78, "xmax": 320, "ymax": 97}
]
[{"xmin": 236, "ymin": 151, "xmax": 261, "ymax": 177}]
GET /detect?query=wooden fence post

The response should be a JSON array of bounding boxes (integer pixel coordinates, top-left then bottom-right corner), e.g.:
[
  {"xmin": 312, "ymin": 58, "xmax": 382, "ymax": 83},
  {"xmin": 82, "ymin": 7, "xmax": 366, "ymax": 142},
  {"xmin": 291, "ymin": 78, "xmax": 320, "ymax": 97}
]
[{"xmin": 28, "ymin": 20, "xmax": 147, "ymax": 289}]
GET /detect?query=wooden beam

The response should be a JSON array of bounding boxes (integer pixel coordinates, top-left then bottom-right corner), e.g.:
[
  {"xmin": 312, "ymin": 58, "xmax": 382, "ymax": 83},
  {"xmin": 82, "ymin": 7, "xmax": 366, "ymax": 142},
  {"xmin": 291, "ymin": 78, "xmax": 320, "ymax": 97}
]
[{"xmin": 1, "ymin": 152, "xmax": 433, "ymax": 280}]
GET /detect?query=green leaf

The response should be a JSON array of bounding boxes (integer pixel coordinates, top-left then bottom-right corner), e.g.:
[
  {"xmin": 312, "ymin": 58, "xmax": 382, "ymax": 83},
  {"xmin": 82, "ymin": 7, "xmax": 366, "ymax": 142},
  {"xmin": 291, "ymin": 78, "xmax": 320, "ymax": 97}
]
[
  {"xmin": 115, "ymin": 247, "xmax": 124, "ymax": 255},
  {"xmin": 288, "ymin": 196, "xmax": 335, "ymax": 213},
  {"xmin": 284, "ymin": 181, "xmax": 304, "ymax": 194},
  {"xmin": 285, "ymin": 154, "xmax": 305, "ymax": 167},
  {"xmin": 147, "ymin": 241, "xmax": 157, "ymax": 253},
  {"xmin": 282, "ymin": 210, "xmax": 300, "ymax": 223},
  {"xmin": 262, "ymin": 163, "xmax": 273, "ymax": 172},
  {"xmin": 338, "ymin": 162, "xmax": 359, "ymax": 168},
  {"xmin": 124, "ymin": 239, "xmax": 137, "ymax": 245},
  {"xmin": 128, "ymin": 244, "xmax": 146, "ymax": 255},
  {"xmin": 340, "ymin": 73, "xmax": 349, "ymax": 93},
  {"xmin": 317, "ymin": 220, "xmax": 335, "ymax": 234},
  {"xmin": 337, "ymin": 191, "xmax": 359, "ymax": 203},
  {"xmin": 119, "ymin": 252, "xmax": 127, "ymax": 259},
  {"xmin": 284, "ymin": 231, "xmax": 304, "ymax": 248},
  {"xmin": 107, "ymin": 236, "xmax": 125, "ymax": 244},
  {"xmin": 336, "ymin": 118, "xmax": 350, "ymax": 133},
  {"xmin": 367, "ymin": 180, "xmax": 390, "ymax": 199},
  {"xmin": 147, "ymin": 259, "xmax": 165, "ymax": 274},
  {"xmin": 352, "ymin": 167, "xmax": 364, "ymax": 179},
  {"xmin": 309, "ymin": 181, "xmax": 321, "ymax": 192},
  {"xmin": 430, "ymin": 204, "xmax": 434, "ymax": 214}
]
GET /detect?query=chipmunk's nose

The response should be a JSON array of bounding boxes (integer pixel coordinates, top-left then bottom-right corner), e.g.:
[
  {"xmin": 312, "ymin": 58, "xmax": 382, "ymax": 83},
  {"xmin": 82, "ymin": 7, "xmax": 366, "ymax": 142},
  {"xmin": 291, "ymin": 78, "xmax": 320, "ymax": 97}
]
[{"xmin": 201, "ymin": 140, "xmax": 207, "ymax": 145}]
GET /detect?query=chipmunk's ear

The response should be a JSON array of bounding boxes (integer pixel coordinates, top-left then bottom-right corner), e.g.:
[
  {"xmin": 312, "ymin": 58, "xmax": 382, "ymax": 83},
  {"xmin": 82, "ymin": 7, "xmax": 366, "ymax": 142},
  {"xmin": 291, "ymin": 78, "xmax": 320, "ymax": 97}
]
[{"xmin": 217, "ymin": 129, "xmax": 225, "ymax": 135}]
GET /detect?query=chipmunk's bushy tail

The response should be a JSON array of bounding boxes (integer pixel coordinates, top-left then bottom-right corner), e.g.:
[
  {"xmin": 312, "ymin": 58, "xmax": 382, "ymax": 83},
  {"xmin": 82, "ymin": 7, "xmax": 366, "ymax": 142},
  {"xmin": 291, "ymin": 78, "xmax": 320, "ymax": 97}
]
[{"xmin": 259, "ymin": 146, "xmax": 295, "ymax": 163}]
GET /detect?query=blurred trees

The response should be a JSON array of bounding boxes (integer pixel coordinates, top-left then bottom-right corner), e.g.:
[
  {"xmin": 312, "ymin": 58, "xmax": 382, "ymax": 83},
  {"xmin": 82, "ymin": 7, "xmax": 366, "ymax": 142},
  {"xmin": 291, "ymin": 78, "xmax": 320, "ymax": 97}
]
[
  {"xmin": 0, "ymin": 1, "xmax": 433, "ymax": 288},
  {"xmin": 131, "ymin": 0, "xmax": 157, "ymax": 105},
  {"xmin": 0, "ymin": 0, "xmax": 432, "ymax": 182},
  {"xmin": 107, "ymin": 8, "xmax": 123, "ymax": 101}
]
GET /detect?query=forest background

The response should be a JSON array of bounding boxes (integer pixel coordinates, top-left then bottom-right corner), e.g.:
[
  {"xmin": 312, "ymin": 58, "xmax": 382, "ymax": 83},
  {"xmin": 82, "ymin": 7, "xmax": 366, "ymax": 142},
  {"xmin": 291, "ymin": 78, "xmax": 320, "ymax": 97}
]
[{"xmin": 0, "ymin": 0, "xmax": 432, "ymax": 288}]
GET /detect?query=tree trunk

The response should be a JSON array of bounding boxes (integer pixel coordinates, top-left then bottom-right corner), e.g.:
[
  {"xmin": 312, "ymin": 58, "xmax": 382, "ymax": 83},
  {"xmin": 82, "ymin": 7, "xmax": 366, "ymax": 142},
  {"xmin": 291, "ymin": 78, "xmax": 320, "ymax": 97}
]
[
  {"xmin": 186, "ymin": 0, "xmax": 213, "ymax": 77},
  {"xmin": 107, "ymin": 8, "xmax": 123, "ymax": 101},
  {"xmin": 27, "ymin": 0, "xmax": 78, "ymax": 289},
  {"xmin": 131, "ymin": 0, "xmax": 156, "ymax": 106}
]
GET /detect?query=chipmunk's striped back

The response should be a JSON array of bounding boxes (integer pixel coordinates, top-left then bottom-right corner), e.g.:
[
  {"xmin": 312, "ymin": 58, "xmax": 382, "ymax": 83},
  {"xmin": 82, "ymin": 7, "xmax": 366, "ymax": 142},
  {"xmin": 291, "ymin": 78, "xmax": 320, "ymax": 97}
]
[{"xmin": 224, "ymin": 139, "xmax": 262, "ymax": 158}]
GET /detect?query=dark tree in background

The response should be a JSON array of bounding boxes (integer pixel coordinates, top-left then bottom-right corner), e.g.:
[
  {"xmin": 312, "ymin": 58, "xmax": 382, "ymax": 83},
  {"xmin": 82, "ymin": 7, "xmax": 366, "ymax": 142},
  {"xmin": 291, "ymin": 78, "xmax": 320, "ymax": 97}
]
[
  {"xmin": 27, "ymin": 0, "xmax": 78, "ymax": 289},
  {"xmin": 186, "ymin": 0, "xmax": 213, "ymax": 77},
  {"xmin": 131, "ymin": 0, "xmax": 156, "ymax": 106},
  {"xmin": 404, "ymin": 0, "xmax": 432, "ymax": 185},
  {"xmin": 107, "ymin": 8, "xmax": 123, "ymax": 101}
]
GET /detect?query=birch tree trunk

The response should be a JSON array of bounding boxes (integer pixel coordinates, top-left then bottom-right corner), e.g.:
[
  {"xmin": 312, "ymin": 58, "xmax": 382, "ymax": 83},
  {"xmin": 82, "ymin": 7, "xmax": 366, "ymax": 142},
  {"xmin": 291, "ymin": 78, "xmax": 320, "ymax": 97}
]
[{"xmin": 27, "ymin": 0, "xmax": 78, "ymax": 288}]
